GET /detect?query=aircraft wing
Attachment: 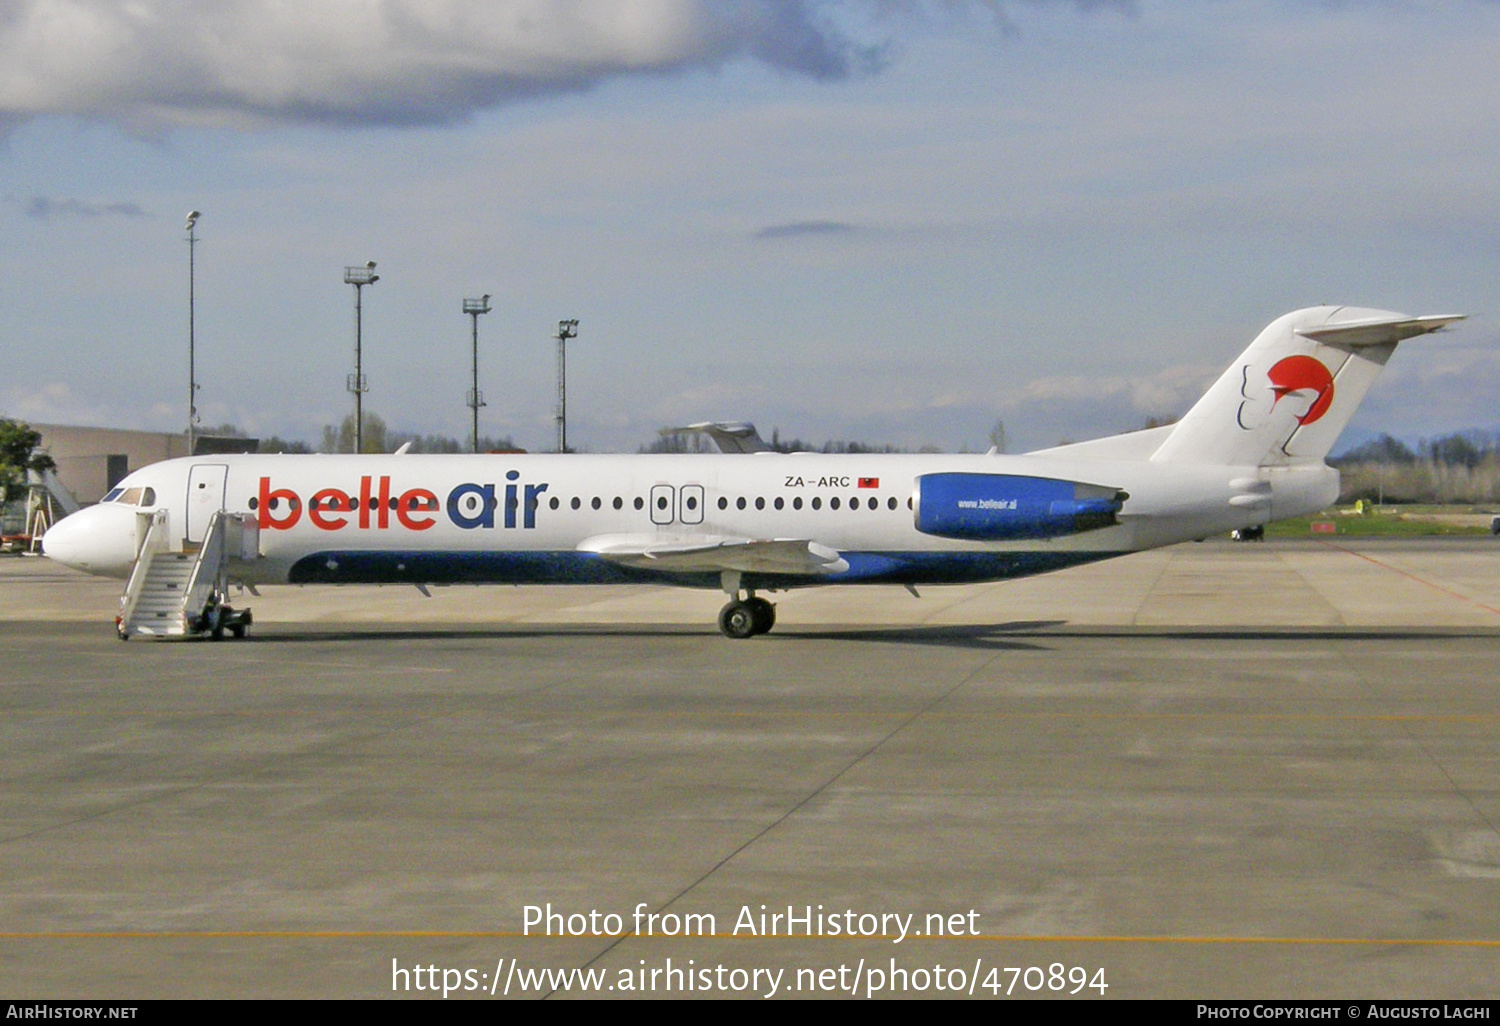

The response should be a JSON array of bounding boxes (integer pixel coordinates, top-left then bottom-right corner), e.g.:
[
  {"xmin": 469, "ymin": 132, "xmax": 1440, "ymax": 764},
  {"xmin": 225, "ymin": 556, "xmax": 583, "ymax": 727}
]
[{"xmin": 578, "ymin": 534, "xmax": 849, "ymax": 575}]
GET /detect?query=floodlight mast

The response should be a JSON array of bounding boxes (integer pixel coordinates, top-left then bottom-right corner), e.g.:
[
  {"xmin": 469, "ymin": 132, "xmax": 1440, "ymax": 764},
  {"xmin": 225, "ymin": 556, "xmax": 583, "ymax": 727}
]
[
  {"xmin": 344, "ymin": 262, "xmax": 378, "ymax": 453},
  {"xmin": 464, "ymin": 295, "xmax": 492, "ymax": 453},
  {"xmin": 185, "ymin": 211, "xmax": 201, "ymax": 456},
  {"xmin": 554, "ymin": 319, "xmax": 579, "ymax": 453}
]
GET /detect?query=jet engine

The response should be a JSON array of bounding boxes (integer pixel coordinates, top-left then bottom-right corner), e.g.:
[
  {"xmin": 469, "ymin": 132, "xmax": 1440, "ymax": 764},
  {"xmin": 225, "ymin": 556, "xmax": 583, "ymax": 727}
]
[{"xmin": 913, "ymin": 473, "xmax": 1126, "ymax": 541}]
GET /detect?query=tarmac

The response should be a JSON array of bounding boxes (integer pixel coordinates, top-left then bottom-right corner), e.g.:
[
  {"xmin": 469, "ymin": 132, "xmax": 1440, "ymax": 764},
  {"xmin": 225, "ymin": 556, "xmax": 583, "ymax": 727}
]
[{"xmin": 2, "ymin": 536, "xmax": 1499, "ymax": 1000}]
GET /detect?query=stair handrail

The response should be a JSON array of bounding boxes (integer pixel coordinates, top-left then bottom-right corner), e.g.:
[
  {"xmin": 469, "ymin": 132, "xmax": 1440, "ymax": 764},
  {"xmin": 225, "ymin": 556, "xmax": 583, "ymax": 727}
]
[
  {"xmin": 118, "ymin": 509, "xmax": 171, "ymax": 629},
  {"xmin": 180, "ymin": 510, "xmax": 230, "ymax": 628}
]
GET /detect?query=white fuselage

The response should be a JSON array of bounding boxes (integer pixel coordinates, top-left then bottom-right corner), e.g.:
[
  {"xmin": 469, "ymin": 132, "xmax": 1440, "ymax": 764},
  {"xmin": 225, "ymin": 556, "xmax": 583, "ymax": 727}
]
[{"xmin": 41, "ymin": 449, "xmax": 1337, "ymax": 589}]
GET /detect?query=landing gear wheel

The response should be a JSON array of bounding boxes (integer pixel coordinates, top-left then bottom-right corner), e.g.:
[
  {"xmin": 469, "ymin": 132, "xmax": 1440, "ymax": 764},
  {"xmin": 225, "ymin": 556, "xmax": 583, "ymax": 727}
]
[
  {"xmin": 222, "ymin": 606, "xmax": 251, "ymax": 640},
  {"xmin": 747, "ymin": 596, "xmax": 775, "ymax": 635},
  {"xmin": 719, "ymin": 597, "xmax": 776, "ymax": 638},
  {"xmin": 719, "ymin": 600, "xmax": 759, "ymax": 639}
]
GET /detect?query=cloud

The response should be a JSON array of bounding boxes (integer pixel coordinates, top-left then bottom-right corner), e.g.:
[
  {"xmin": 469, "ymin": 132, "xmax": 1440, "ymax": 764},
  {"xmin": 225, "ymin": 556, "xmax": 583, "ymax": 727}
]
[
  {"xmin": 13, "ymin": 195, "xmax": 146, "ymax": 221},
  {"xmin": 3, "ymin": 381, "xmax": 108, "ymax": 427},
  {"xmin": 0, "ymin": 0, "xmax": 863, "ymax": 131},
  {"xmin": 0, "ymin": 1, "xmax": 1127, "ymax": 132},
  {"xmin": 1353, "ymin": 335, "xmax": 1500, "ymax": 440},
  {"xmin": 977, "ymin": 362, "xmax": 1219, "ymax": 448},
  {"xmin": 754, "ymin": 219, "xmax": 860, "ymax": 240}
]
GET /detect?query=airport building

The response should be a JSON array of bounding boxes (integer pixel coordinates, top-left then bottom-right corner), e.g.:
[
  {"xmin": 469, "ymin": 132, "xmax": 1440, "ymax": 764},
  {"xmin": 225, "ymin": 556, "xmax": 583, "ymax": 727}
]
[{"xmin": 32, "ymin": 424, "xmax": 255, "ymax": 506}]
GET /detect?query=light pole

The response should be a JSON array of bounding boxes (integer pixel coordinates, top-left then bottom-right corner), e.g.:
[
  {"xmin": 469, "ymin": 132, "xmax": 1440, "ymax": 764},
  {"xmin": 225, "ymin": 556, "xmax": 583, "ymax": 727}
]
[
  {"xmin": 463, "ymin": 295, "xmax": 491, "ymax": 453},
  {"xmin": 344, "ymin": 261, "xmax": 378, "ymax": 453},
  {"xmin": 554, "ymin": 319, "xmax": 579, "ymax": 453},
  {"xmin": 185, "ymin": 211, "xmax": 201, "ymax": 456}
]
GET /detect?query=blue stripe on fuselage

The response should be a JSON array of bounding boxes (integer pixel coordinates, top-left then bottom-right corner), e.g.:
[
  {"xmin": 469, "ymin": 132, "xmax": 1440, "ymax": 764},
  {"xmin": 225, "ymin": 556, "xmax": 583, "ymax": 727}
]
[{"xmin": 286, "ymin": 549, "xmax": 1114, "ymax": 589}]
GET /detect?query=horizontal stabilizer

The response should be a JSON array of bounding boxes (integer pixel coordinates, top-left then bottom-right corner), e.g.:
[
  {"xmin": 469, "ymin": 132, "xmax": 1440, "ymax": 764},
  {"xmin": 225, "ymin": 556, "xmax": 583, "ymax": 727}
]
[
  {"xmin": 579, "ymin": 534, "xmax": 848, "ymax": 575},
  {"xmin": 1294, "ymin": 314, "xmax": 1464, "ymax": 348}
]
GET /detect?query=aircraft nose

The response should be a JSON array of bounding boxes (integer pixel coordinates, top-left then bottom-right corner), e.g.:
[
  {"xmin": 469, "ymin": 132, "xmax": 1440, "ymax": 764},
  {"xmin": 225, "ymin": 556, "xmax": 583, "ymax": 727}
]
[{"xmin": 42, "ymin": 504, "xmax": 141, "ymax": 578}]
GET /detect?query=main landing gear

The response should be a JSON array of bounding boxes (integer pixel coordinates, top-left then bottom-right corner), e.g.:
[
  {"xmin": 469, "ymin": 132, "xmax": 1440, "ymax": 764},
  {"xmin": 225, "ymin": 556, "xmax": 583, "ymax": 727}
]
[
  {"xmin": 718, "ymin": 570, "xmax": 776, "ymax": 639},
  {"xmin": 718, "ymin": 595, "xmax": 775, "ymax": 639}
]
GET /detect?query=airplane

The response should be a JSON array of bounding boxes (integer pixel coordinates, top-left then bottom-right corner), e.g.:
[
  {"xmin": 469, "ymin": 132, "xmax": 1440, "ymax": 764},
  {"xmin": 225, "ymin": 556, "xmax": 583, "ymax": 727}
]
[{"xmin": 41, "ymin": 305, "xmax": 1462, "ymax": 639}]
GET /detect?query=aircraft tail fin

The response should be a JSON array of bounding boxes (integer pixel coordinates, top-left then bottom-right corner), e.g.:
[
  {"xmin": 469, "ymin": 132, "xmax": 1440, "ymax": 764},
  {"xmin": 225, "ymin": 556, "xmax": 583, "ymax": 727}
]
[{"xmin": 1149, "ymin": 306, "xmax": 1462, "ymax": 467}]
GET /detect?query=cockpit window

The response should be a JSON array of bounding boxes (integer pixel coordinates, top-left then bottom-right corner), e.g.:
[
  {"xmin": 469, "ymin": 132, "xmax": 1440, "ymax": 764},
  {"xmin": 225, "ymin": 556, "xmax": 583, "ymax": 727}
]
[{"xmin": 108, "ymin": 487, "xmax": 157, "ymax": 507}]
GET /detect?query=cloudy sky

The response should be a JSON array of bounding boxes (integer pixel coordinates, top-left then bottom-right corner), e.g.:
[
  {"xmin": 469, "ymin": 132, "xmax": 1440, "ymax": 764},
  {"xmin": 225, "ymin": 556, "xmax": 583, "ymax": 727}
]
[{"xmin": 1, "ymin": 0, "xmax": 1497, "ymax": 454}]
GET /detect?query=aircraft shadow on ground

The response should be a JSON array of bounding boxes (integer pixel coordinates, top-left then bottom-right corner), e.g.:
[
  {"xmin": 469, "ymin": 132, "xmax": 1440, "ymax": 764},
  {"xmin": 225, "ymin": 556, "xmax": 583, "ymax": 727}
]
[
  {"xmin": 218, "ymin": 620, "xmax": 1500, "ymax": 651},
  {"xmin": 216, "ymin": 620, "xmax": 1064, "ymax": 651}
]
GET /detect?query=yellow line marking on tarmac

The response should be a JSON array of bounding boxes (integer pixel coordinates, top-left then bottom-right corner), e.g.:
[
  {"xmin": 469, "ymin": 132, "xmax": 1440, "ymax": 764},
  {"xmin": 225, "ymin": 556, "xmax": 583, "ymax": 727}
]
[{"xmin": 1324, "ymin": 542, "xmax": 1500, "ymax": 617}]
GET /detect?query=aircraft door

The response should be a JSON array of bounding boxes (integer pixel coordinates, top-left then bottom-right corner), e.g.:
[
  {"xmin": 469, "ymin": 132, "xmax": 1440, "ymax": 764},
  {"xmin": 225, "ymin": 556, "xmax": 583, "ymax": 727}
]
[
  {"xmin": 650, "ymin": 484, "xmax": 675, "ymax": 526},
  {"xmin": 679, "ymin": 484, "xmax": 704, "ymax": 525},
  {"xmin": 186, "ymin": 463, "xmax": 229, "ymax": 544}
]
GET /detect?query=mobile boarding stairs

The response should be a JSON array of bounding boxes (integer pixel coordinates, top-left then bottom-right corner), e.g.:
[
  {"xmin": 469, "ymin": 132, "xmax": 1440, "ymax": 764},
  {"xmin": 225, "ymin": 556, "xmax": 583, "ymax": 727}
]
[{"xmin": 117, "ymin": 509, "xmax": 257, "ymax": 640}]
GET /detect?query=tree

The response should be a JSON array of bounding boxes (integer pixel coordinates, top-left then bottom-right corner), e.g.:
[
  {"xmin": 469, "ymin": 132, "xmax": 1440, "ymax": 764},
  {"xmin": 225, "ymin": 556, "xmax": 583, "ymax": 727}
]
[
  {"xmin": 321, "ymin": 412, "xmax": 387, "ymax": 454},
  {"xmin": 1423, "ymin": 432, "xmax": 1486, "ymax": 470},
  {"xmin": 257, "ymin": 436, "xmax": 314, "ymax": 454},
  {"xmin": 0, "ymin": 419, "xmax": 57, "ymax": 501},
  {"xmin": 640, "ymin": 432, "xmax": 715, "ymax": 454},
  {"xmin": 1334, "ymin": 433, "xmax": 1417, "ymax": 465},
  {"xmin": 387, "ymin": 431, "xmax": 519, "ymax": 454},
  {"xmin": 988, "ymin": 419, "xmax": 1007, "ymax": 454}
]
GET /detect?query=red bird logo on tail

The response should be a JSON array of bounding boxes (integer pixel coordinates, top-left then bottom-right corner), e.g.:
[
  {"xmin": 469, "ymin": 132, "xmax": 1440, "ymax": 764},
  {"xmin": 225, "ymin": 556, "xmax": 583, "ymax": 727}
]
[{"xmin": 1266, "ymin": 355, "xmax": 1334, "ymax": 425}]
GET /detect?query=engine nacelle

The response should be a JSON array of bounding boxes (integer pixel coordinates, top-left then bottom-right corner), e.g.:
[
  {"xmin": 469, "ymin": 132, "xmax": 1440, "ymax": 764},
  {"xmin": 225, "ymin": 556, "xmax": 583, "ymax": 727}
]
[{"xmin": 914, "ymin": 473, "xmax": 1126, "ymax": 541}]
